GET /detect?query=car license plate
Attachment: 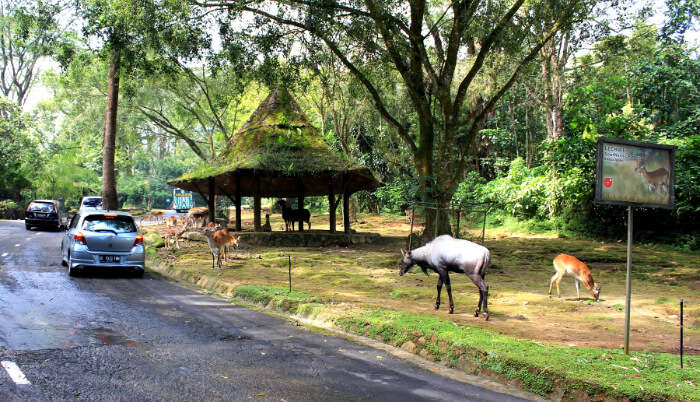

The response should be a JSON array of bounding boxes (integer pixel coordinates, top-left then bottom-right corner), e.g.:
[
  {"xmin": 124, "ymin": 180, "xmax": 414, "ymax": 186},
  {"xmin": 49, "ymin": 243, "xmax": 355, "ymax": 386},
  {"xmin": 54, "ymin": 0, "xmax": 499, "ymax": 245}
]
[
  {"xmin": 38, "ymin": 213, "xmax": 46, "ymax": 217},
  {"xmin": 100, "ymin": 255, "xmax": 120, "ymax": 263}
]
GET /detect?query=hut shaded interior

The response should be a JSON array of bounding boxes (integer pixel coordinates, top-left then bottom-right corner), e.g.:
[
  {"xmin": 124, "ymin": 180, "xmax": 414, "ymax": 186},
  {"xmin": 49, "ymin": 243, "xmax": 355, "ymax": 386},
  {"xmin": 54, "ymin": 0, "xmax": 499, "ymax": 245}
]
[{"xmin": 168, "ymin": 87, "xmax": 380, "ymax": 233}]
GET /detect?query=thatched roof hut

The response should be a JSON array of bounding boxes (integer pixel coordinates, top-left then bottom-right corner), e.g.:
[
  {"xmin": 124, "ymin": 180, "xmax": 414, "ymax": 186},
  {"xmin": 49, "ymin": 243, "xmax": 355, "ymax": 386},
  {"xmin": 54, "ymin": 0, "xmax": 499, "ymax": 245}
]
[{"xmin": 168, "ymin": 87, "xmax": 380, "ymax": 232}]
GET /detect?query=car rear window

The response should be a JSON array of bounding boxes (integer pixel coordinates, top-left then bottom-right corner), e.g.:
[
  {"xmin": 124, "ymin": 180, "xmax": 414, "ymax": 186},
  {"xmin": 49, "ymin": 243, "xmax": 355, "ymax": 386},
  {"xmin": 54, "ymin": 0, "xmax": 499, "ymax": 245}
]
[
  {"xmin": 82, "ymin": 198, "xmax": 102, "ymax": 207},
  {"xmin": 82, "ymin": 215, "xmax": 136, "ymax": 233},
  {"xmin": 28, "ymin": 202, "xmax": 55, "ymax": 212}
]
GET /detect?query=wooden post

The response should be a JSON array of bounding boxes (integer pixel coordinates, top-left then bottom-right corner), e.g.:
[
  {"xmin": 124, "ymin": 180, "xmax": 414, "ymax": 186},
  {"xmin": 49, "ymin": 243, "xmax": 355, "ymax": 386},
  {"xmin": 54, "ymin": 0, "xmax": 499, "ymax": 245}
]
[
  {"xmin": 253, "ymin": 175, "xmax": 261, "ymax": 231},
  {"xmin": 235, "ymin": 174, "xmax": 241, "ymax": 231},
  {"xmin": 328, "ymin": 175, "xmax": 336, "ymax": 233},
  {"xmin": 343, "ymin": 174, "xmax": 350, "ymax": 233},
  {"xmin": 297, "ymin": 180, "xmax": 305, "ymax": 232},
  {"xmin": 207, "ymin": 178, "xmax": 216, "ymax": 225}
]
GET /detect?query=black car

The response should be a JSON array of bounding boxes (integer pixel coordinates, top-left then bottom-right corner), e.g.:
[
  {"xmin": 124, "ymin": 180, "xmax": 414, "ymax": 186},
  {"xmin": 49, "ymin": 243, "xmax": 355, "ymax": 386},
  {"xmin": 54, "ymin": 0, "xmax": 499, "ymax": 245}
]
[{"xmin": 25, "ymin": 200, "xmax": 68, "ymax": 231}]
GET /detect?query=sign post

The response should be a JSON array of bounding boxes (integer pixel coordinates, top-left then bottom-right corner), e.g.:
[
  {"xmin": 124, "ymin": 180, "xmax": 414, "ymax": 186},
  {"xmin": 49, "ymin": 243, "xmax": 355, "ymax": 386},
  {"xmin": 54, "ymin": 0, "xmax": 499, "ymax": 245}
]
[{"xmin": 594, "ymin": 138, "xmax": 676, "ymax": 355}]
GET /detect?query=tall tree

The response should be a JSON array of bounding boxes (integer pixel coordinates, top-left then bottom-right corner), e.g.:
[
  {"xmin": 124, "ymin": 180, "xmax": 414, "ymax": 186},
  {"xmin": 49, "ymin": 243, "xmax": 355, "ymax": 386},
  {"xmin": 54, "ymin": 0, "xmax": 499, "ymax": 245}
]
[
  {"xmin": 201, "ymin": 0, "xmax": 585, "ymax": 239},
  {"xmin": 77, "ymin": 0, "xmax": 208, "ymax": 209}
]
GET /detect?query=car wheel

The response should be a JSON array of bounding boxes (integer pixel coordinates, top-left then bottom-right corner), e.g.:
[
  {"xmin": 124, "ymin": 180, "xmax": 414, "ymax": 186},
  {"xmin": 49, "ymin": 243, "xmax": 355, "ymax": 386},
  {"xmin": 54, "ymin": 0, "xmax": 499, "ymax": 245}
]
[
  {"xmin": 25, "ymin": 223, "xmax": 31, "ymax": 230},
  {"xmin": 61, "ymin": 241, "xmax": 67, "ymax": 266},
  {"xmin": 133, "ymin": 269, "xmax": 144, "ymax": 278},
  {"xmin": 67, "ymin": 253, "xmax": 78, "ymax": 277}
]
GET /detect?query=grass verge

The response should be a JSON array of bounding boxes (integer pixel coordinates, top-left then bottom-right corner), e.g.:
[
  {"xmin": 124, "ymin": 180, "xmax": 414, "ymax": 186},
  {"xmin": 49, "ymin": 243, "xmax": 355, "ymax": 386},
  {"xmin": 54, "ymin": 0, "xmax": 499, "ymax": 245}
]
[{"xmin": 230, "ymin": 284, "xmax": 698, "ymax": 401}]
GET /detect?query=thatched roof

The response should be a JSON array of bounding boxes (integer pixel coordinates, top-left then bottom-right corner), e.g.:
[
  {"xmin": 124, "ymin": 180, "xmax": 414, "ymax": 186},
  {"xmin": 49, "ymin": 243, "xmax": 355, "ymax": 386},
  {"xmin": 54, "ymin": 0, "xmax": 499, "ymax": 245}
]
[{"xmin": 168, "ymin": 87, "xmax": 380, "ymax": 197}]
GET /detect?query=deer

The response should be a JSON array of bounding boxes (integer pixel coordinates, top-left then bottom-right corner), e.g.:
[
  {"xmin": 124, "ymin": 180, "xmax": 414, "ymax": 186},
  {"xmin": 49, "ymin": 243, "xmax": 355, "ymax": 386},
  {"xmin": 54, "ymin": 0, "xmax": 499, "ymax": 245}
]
[
  {"xmin": 151, "ymin": 211, "xmax": 164, "ymax": 223},
  {"xmin": 188, "ymin": 207, "xmax": 209, "ymax": 227},
  {"xmin": 548, "ymin": 254, "xmax": 600, "ymax": 301},
  {"xmin": 634, "ymin": 158, "xmax": 669, "ymax": 194},
  {"xmin": 276, "ymin": 199, "xmax": 310, "ymax": 231},
  {"xmin": 261, "ymin": 214, "xmax": 272, "ymax": 232},
  {"xmin": 400, "ymin": 235, "xmax": 491, "ymax": 319},
  {"xmin": 404, "ymin": 209, "xmax": 419, "ymax": 224},
  {"xmin": 164, "ymin": 225, "xmax": 188, "ymax": 250},
  {"xmin": 165, "ymin": 216, "xmax": 178, "ymax": 227},
  {"xmin": 140, "ymin": 214, "xmax": 154, "ymax": 224}
]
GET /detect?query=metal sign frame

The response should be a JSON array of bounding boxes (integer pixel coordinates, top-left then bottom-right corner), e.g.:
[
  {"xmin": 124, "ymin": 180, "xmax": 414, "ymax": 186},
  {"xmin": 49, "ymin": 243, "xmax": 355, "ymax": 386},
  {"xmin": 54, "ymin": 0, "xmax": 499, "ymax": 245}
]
[{"xmin": 594, "ymin": 137, "xmax": 677, "ymax": 209}]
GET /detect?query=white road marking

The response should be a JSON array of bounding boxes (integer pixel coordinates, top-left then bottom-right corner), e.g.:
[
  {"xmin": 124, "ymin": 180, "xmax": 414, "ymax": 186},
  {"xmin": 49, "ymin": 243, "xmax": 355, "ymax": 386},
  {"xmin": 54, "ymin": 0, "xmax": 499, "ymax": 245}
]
[
  {"xmin": 14, "ymin": 244, "xmax": 20, "ymax": 247},
  {"xmin": 1, "ymin": 252, "xmax": 7, "ymax": 257},
  {"xmin": 1, "ymin": 361, "xmax": 31, "ymax": 385}
]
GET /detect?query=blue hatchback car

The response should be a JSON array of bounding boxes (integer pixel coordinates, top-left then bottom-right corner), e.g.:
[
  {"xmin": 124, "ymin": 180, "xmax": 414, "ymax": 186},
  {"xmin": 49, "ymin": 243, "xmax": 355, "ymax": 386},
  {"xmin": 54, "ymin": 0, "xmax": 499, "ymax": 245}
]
[{"xmin": 61, "ymin": 210, "xmax": 145, "ymax": 277}]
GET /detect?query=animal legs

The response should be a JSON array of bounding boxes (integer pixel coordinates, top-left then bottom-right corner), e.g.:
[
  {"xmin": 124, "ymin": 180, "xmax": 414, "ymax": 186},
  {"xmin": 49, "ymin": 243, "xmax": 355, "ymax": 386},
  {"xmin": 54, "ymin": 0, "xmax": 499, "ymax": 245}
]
[
  {"xmin": 435, "ymin": 275, "xmax": 443, "ymax": 310},
  {"xmin": 444, "ymin": 273, "xmax": 454, "ymax": 314},
  {"xmin": 469, "ymin": 273, "xmax": 489, "ymax": 320},
  {"xmin": 575, "ymin": 279, "xmax": 580, "ymax": 300}
]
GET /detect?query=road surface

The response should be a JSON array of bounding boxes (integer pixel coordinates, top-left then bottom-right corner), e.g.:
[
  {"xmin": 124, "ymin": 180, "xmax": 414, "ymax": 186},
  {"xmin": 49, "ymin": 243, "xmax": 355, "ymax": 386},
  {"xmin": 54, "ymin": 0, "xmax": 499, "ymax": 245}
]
[{"xmin": 0, "ymin": 219, "xmax": 533, "ymax": 401}]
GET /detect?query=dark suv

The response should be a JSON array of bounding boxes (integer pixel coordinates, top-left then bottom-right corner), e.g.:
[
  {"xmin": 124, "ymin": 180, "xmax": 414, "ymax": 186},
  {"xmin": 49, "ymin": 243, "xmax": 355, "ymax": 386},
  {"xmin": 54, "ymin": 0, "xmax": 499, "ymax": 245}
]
[{"xmin": 25, "ymin": 200, "xmax": 68, "ymax": 231}]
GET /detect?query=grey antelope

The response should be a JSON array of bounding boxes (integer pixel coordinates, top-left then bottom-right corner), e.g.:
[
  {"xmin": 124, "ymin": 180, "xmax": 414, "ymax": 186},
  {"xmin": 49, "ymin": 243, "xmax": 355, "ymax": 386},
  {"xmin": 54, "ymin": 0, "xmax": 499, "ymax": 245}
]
[{"xmin": 400, "ymin": 235, "xmax": 491, "ymax": 319}]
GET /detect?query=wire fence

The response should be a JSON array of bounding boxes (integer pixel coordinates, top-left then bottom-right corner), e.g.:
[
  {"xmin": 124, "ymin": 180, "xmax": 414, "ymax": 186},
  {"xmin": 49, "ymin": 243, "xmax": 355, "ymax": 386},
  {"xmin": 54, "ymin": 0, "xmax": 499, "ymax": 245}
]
[{"xmin": 406, "ymin": 201, "xmax": 494, "ymax": 249}]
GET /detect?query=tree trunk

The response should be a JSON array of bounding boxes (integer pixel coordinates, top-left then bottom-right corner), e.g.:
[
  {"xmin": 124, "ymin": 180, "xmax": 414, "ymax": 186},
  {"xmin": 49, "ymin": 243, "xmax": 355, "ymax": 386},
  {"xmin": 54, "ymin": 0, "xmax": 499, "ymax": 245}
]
[{"xmin": 101, "ymin": 47, "xmax": 121, "ymax": 211}]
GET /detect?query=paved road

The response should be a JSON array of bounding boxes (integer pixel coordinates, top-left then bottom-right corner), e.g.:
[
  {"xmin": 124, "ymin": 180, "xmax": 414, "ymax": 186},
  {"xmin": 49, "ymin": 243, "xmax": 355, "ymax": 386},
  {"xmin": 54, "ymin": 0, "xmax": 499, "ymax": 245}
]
[{"xmin": 0, "ymin": 219, "xmax": 533, "ymax": 401}]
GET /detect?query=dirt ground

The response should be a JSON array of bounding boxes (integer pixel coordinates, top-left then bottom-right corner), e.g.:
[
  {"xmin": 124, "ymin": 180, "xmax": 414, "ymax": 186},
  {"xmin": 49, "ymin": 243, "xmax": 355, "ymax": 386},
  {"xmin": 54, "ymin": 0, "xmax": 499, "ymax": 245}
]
[{"xmin": 150, "ymin": 210, "xmax": 700, "ymax": 355}]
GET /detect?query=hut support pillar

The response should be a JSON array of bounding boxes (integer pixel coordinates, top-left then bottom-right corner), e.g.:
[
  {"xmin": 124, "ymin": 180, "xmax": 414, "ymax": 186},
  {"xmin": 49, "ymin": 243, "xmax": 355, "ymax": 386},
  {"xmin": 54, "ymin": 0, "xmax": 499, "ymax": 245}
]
[
  {"xmin": 207, "ymin": 178, "xmax": 216, "ymax": 224},
  {"xmin": 328, "ymin": 176, "xmax": 336, "ymax": 233},
  {"xmin": 235, "ymin": 175, "xmax": 241, "ymax": 231},
  {"xmin": 253, "ymin": 176, "xmax": 261, "ymax": 231},
  {"xmin": 343, "ymin": 174, "xmax": 350, "ymax": 234},
  {"xmin": 297, "ymin": 180, "xmax": 304, "ymax": 232}
]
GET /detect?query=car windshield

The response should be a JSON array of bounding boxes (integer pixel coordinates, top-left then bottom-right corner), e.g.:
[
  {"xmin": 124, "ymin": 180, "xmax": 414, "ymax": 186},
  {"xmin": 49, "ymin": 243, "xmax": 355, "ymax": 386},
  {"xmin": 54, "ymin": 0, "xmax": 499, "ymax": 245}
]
[
  {"xmin": 82, "ymin": 215, "xmax": 136, "ymax": 233},
  {"xmin": 82, "ymin": 198, "xmax": 102, "ymax": 207},
  {"xmin": 28, "ymin": 202, "xmax": 55, "ymax": 212}
]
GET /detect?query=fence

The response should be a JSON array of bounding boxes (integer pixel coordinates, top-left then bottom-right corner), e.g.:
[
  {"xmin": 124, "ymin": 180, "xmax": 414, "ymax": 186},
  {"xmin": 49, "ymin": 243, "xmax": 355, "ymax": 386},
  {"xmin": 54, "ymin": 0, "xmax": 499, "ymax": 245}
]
[{"xmin": 406, "ymin": 201, "xmax": 494, "ymax": 249}]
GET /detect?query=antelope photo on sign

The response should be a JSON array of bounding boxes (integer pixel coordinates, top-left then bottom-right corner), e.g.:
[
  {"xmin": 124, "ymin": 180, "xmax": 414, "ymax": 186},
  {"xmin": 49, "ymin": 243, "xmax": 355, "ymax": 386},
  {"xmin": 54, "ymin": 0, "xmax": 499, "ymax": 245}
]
[{"xmin": 594, "ymin": 138, "xmax": 676, "ymax": 209}]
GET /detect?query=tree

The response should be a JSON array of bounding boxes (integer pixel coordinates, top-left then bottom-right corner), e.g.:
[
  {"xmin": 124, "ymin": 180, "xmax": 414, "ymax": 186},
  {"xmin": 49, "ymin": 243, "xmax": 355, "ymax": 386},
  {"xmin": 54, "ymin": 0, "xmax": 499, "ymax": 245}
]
[
  {"xmin": 201, "ymin": 0, "xmax": 586, "ymax": 240},
  {"xmin": 0, "ymin": 0, "xmax": 71, "ymax": 106},
  {"xmin": 0, "ymin": 97, "xmax": 34, "ymax": 199},
  {"xmin": 77, "ymin": 0, "xmax": 208, "ymax": 209}
]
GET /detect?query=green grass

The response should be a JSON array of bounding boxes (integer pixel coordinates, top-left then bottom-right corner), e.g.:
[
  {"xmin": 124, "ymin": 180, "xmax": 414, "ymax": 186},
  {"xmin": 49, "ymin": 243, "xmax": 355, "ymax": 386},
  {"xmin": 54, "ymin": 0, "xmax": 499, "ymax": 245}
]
[{"xmin": 231, "ymin": 285, "xmax": 700, "ymax": 400}]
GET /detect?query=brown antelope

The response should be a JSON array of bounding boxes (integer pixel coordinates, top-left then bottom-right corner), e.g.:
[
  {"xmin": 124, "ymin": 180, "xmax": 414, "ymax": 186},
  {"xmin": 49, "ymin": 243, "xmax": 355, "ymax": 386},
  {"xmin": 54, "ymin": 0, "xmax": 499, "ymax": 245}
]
[
  {"xmin": 635, "ymin": 159, "xmax": 669, "ymax": 194},
  {"xmin": 151, "ymin": 211, "xmax": 164, "ymax": 223},
  {"xmin": 201, "ymin": 227, "xmax": 227, "ymax": 270},
  {"xmin": 164, "ymin": 225, "xmax": 188, "ymax": 249},
  {"xmin": 188, "ymin": 207, "xmax": 209, "ymax": 227},
  {"xmin": 165, "ymin": 216, "xmax": 178, "ymax": 226},
  {"xmin": 549, "ymin": 254, "xmax": 600, "ymax": 301},
  {"xmin": 404, "ymin": 209, "xmax": 419, "ymax": 224},
  {"xmin": 140, "ymin": 214, "xmax": 154, "ymax": 224}
]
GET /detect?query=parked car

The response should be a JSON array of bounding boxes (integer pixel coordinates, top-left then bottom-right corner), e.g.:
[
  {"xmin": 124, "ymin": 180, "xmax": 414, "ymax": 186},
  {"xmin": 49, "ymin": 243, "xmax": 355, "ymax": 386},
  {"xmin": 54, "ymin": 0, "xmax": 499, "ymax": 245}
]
[
  {"xmin": 25, "ymin": 199, "xmax": 68, "ymax": 231},
  {"xmin": 78, "ymin": 196, "xmax": 103, "ymax": 213},
  {"xmin": 61, "ymin": 210, "xmax": 145, "ymax": 277}
]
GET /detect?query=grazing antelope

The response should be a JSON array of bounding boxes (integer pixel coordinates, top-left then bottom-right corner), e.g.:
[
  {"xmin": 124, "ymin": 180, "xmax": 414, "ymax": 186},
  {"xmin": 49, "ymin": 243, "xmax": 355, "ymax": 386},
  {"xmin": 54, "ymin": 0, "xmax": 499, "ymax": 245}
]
[
  {"xmin": 166, "ymin": 216, "xmax": 178, "ymax": 227},
  {"xmin": 634, "ymin": 159, "xmax": 669, "ymax": 194},
  {"xmin": 549, "ymin": 254, "xmax": 600, "ymax": 301},
  {"xmin": 400, "ymin": 235, "xmax": 490, "ymax": 319}
]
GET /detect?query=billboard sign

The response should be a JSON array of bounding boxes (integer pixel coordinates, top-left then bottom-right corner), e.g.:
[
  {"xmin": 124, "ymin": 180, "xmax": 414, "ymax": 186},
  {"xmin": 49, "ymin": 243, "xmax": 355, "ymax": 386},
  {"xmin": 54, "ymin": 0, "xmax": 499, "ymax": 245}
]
[{"xmin": 595, "ymin": 138, "xmax": 676, "ymax": 209}]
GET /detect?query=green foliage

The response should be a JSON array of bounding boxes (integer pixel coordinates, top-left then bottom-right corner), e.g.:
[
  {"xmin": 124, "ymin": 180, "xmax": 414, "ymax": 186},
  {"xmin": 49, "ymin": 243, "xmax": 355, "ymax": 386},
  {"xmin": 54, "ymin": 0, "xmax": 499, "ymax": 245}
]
[
  {"xmin": 0, "ymin": 98, "xmax": 34, "ymax": 200},
  {"xmin": 373, "ymin": 175, "xmax": 418, "ymax": 212}
]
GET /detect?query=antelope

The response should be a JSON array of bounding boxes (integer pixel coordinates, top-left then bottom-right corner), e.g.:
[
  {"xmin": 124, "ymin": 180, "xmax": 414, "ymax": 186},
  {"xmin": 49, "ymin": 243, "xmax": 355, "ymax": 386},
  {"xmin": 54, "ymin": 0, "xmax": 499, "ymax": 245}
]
[
  {"xmin": 166, "ymin": 216, "xmax": 178, "ymax": 227},
  {"xmin": 400, "ymin": 235, "xmax": 491, "ymax": 319},
  {"xmin": 150, "ymin": 211, "xmax": 164, "ymax": 223},
  {"xmin": 549, "ymin": 254, "xmax": 600, "ymax": 301},
  {"xmin": 140, "ymin": 214, "xmax": 154, "ymax": 224},
  {"xmin": 404, "ymin": 209, "xmax": 419, "ymax": 224},
  {"xmin": 201, "ymin": 227, "xmax": 227, "ymax": 270},
  {"xmin": 276, "ymin": 199, "xmax": 310, "ymax": 231},
  {"xmin": 164, "ymin": 225, "xmax": 188, "ymax": 249},
  {"xmin": 634, "ymin": 159, "xmax": 669, "ymax": 194},
  {"xmin": 261, "ymin": 214, "xmax": 271, "ymax": 232},
  {"xmin": 188, "ymin": 207, "xmax": 209, "ymax": 227}
]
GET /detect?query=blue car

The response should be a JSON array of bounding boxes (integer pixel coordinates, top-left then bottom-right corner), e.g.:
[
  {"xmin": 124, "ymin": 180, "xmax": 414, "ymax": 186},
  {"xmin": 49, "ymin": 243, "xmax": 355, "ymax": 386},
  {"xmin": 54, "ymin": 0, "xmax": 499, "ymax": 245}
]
[{"xmin": 61, "ymin": 210, "xmax": 145, "ymax": 277}]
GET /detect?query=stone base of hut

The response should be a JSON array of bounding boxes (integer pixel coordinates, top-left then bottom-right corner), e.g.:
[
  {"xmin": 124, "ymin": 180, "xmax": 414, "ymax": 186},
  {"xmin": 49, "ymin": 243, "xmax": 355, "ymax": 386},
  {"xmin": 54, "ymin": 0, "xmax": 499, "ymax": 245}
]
[{"xmin": 237, "ymin": 231, "xmax": 380, "ymax": 247}]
